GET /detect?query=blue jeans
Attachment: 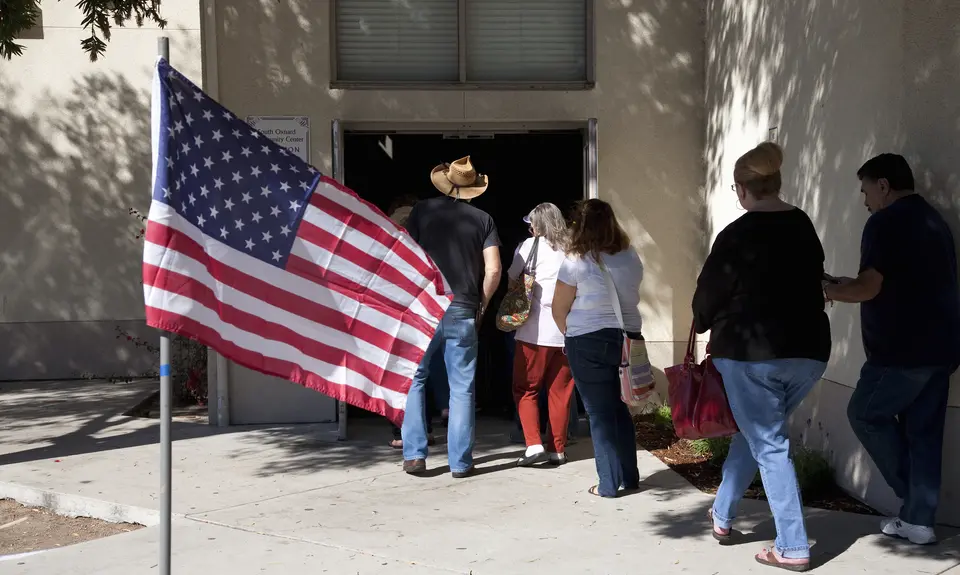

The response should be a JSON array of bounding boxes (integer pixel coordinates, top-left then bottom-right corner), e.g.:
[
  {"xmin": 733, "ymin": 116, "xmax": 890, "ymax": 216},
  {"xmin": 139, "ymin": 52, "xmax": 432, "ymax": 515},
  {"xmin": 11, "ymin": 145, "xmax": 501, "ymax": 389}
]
[
  {"xmin": 847, "ymin": 362, "xmax": 952, "ymax": 527},
  {"xmin": 402, "ymin": 305, "xmax": 478, "ymax": 473},
  {"xmin": 565, "ymin": 328, "xmax": 639, "ymax": 497},
  {"xmin": 712, "ymin": 358, "xmax": 827, "ymax": 560}
]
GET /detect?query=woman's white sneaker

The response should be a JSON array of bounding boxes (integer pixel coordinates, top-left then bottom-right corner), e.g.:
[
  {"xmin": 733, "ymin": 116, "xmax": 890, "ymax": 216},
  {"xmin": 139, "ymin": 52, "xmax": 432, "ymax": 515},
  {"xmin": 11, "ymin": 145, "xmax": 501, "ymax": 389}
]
[{"xmin": 881, "ymin": 518, "xmax": 937, "ymax": 545}]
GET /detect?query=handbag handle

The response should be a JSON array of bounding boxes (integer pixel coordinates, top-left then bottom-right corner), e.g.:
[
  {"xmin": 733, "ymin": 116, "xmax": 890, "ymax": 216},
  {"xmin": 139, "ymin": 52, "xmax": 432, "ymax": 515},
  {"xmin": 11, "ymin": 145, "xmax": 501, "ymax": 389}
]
[
  {"xmin": 522, "ymin": 236, "xmax": 540, "ymax": 277},
  {"xmin": 684, "ymin": 320, "xmax": 697, "ymax": 364}
]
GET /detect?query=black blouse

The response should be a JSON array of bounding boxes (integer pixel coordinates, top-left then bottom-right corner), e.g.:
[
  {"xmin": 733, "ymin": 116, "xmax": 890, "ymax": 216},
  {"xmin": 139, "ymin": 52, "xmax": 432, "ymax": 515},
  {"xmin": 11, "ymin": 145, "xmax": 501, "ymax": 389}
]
[{"xmin": 693, "ymin": 208, "xmax": 831, "ymax": 362}]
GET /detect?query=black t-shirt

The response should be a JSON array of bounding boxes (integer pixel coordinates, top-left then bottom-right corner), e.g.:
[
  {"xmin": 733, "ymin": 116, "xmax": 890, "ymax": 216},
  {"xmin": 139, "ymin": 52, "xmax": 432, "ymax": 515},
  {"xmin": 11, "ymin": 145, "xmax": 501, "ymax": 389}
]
[
  {"xmin": 693, "ymin": 208, "xmax": 831, "ymax": 362},
  {"xmin": 859, "ymin": 194, "xmax": 960, "ymax": 368},
  {"xmin": 406, "ymin": 196, "xmax": 500, "ymax": 310}
]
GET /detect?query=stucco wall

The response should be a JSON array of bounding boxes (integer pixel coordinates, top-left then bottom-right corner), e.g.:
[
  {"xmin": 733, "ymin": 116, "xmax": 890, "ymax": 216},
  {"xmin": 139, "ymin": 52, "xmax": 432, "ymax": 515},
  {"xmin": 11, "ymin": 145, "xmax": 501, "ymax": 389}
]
[
  {"xmin": 0, "ymin": 1, "xmax": 202, "ymax": 380},
  {"xmin": 706, "ymin": 0, "xmax": 960, "ymax": 525},
  {"xmin": 210, "ymin": 0, "xmax": 707, "ymax": 401}
]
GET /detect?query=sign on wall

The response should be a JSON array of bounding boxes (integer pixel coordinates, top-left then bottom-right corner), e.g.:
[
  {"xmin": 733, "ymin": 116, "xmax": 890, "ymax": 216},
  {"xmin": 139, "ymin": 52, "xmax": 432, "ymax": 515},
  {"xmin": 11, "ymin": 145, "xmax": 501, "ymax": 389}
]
[{"xmin": 246, "ymin": 116, "xmax": 311, "ymax": 163}]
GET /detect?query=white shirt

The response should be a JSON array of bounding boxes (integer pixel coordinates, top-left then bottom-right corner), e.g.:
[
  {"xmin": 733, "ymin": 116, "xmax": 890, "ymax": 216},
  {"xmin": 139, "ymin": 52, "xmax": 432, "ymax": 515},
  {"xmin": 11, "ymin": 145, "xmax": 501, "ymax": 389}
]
[
  {"xmin": 556, "ymin": 249, "xmax": 644, "ymax": 338},
  {"xmin": 507, "ymin": 237, "xmax": 567, "ymax": 347}
]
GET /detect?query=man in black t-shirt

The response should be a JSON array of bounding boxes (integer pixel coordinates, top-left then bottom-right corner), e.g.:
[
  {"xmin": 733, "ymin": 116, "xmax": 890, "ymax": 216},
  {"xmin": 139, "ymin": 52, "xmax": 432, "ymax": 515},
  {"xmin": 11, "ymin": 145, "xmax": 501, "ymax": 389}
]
[
  {"xmin": 826, "ymin": 153, "xmax": 960, "ymax": 545},
  {"xmin": 400, "ymin": 156, "xmax": 501, "ymax": 478}
]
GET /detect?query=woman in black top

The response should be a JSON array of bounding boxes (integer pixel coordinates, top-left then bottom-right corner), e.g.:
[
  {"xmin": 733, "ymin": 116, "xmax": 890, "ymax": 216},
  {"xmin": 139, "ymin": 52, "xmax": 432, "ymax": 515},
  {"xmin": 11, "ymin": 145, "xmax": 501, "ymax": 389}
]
[{"xmin": 693, "ymin": 142, "xmax": 830, "ymax": 572}]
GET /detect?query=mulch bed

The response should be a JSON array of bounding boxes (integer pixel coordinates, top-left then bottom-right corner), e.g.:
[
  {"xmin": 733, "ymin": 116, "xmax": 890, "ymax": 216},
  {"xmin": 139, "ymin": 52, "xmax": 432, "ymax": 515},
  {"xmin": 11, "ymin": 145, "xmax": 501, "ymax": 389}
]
[
  {"xmin": 634, "ymin": 415, "xmax": 879, "ymax": 516},
  {"xmin": 0, "ymin": 500, "xmax": 141, "ymax": 557}
]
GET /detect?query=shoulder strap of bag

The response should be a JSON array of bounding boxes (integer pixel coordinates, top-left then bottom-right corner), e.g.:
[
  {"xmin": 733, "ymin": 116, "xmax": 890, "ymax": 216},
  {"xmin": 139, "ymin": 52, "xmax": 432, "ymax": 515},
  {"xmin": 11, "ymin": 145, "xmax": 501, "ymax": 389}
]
[
  {"xmin": 598, "ymin": 255, "xmax": 626, "ymax": 332},
  {"xmin": 523, "ymin": 236, "xmax": 540, "ymax": 275},
  {"xmin": 685, "ymin": 320, "xmax": 697, "ymax": 363}
]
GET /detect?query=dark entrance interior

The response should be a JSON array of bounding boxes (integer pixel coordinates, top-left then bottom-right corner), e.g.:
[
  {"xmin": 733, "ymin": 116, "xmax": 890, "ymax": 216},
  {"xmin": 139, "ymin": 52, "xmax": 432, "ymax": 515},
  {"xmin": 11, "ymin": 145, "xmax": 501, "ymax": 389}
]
[{"xmin": 343, "ymin": 130, "xmax": 585, "ymax": 418}]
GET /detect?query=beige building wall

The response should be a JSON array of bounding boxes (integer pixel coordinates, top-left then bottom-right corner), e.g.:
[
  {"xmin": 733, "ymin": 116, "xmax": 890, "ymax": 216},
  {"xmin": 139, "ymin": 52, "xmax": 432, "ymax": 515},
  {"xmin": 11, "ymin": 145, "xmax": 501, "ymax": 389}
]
[
  {"xmin": 0, "ymin": 1, "xmax": 202, "ymax": 380},
  {"xmin": 209, "ymin": 0, "xmax": 708, "ymax": 410},
  {"xmin": 706, "ymin": 0, "xmax": 960, "ymax": 525}
]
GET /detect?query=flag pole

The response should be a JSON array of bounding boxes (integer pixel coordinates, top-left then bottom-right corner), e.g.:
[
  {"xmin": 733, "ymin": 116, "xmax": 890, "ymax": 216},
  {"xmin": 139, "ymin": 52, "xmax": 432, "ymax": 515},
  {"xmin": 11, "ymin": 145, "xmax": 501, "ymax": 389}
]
[{"xmin": 157, "ymin": 35, "xmax": 173, "ymax": 575}]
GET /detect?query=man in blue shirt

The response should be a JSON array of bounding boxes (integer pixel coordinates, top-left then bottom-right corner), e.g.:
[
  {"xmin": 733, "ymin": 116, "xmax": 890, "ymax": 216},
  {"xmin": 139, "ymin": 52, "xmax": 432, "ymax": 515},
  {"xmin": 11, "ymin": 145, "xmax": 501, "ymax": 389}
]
[{"xmin": 826, "ymin": 153, "xmax": 960, "ymax": 545}]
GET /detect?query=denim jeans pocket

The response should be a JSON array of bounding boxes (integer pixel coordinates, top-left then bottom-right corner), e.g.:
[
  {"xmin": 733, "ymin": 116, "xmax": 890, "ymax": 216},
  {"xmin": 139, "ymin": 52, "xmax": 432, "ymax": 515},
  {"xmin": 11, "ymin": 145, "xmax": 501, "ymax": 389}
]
[
  {"xmin": 447, "ymin": 315, "xmax": 477, "ymax": 348},
  {"xmin": 569, "ymin": 330, "xmax": 622, "ymax": 369}
]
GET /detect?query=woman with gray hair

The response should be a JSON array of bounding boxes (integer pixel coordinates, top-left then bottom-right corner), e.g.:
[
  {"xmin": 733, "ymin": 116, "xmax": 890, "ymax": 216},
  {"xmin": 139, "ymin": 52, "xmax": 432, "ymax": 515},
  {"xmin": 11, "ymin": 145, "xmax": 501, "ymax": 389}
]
[{"xmin": 508, "ymin": 202, "xmax": 576, "ymax": 467}]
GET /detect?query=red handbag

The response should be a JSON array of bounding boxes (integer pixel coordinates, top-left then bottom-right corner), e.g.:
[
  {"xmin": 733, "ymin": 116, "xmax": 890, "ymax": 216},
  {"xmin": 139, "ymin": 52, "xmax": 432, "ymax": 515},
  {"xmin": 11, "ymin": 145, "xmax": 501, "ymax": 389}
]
[{"xmin": 664, "ymin": 321, "xmax": 739, "ymax": 439}]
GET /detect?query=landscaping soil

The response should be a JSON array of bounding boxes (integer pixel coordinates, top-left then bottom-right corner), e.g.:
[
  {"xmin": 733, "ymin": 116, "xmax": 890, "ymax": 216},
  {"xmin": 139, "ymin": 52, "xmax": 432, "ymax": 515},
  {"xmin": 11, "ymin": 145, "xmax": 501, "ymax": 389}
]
[
  {"xmin": 0, "ymin": 500, "xmax": 142, "ymax": 557},
  {"xmin": 634, "ymin": 415, "xmax": 879, "ymax": 516}
]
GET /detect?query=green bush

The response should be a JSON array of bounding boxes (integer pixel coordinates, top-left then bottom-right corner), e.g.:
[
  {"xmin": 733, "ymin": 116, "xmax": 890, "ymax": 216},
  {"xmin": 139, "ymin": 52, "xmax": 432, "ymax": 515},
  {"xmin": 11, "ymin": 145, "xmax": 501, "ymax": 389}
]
[
  {"xmin": 792, "ymin": 447, "xmax": 835, "ymax": 497},
  {"xmin": 653, "ymin": 404, "xmax": 674, "ymax": 429},
  {"xmin": 649, "ymin": 405, "xmax": 835, "ymax": 496},
  {"xmin": 689, "ymin": 436, "xmax": 731, "ymax": 464}
]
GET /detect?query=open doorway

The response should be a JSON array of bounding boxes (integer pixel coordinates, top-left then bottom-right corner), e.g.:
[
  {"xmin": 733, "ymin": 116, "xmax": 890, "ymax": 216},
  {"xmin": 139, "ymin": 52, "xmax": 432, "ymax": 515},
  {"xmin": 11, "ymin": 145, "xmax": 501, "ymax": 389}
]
[{"xmin": 343, "ymin": 129, "xmax": 586, "ymax": 417}]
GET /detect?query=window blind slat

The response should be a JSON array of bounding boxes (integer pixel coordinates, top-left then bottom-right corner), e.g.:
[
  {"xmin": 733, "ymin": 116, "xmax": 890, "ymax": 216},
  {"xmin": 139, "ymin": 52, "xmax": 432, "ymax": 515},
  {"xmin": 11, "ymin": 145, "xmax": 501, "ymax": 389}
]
[
  {"xmin": 336, "ymin": 0, "xmax": 459, "ymax": 82},
  {"xmin": 465, "ymin": 0, "xmax": 588, "ymax": 82}
]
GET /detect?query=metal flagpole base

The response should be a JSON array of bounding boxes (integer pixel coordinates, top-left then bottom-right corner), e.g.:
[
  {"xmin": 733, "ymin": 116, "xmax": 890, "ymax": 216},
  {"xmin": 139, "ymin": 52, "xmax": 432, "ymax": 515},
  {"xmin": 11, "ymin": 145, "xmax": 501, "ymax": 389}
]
[{"xmin": 159, "ymin": 332, "xmax": 172, "ymax": 575}]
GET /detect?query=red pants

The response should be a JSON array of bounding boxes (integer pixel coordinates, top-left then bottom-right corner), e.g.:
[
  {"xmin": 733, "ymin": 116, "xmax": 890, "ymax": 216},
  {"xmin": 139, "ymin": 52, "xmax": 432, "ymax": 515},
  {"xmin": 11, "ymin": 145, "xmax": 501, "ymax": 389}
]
[{"xmin": 513, "ymin": 341, "xmax": 575, "ymax": 453}]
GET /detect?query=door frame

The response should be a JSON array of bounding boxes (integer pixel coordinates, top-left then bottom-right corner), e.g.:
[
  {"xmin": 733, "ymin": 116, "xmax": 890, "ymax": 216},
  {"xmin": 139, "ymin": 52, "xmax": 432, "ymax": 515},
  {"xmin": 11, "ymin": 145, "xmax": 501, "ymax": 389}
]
[{"xmin": 329, "ymin": 119, "xmax": 598, "ymax": 440}]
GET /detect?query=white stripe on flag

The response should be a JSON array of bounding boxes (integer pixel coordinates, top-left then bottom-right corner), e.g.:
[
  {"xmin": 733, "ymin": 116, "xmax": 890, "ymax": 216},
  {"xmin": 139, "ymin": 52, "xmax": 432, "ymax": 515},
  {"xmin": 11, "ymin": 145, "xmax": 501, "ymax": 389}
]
[
  {"xmin": 319, "ymin": 180, "xmax": 436, "ymax": 271},
  {"xmin": 290, "ymin": 237, "xmax": 435, "ymax": 320},
  {"xmin": 302, "ymin": 203, "xmax": 451, "ymax": 310},
  {"xmin": 143, "ymin": 242, "xmax": 420, "ymax": 378},
  {"xmin": 146, "ymin": 200, "xmax": 435, "ymax": 348},
  {"xmin": 146, "ymin": 286, "xmax": 408, "ymax": 410}
]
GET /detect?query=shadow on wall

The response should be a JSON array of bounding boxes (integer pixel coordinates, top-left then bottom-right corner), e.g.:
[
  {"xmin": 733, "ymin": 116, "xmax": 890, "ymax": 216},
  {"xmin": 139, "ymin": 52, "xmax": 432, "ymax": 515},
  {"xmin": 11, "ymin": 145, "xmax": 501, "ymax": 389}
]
[
  {"xmin": 705, "ymin": 0, "xmax": 895, "ymax": 374},
  {"xmin": 598, "ymin": 0, "xmax": 706, "ymax": 355},
  {"xmin": 703, "ymin": 0, "xmax": 901, "ymax": 521},
  {"xmin": 903, "ymin": 0, "xmax": 960, "ymax": 306},
  {"xmin": 704, "ymin": 0, "xmax": 960, "ymax": 524},
  {"xmin": 0, "ymin": 70, "xmax": 158, "ymax": 380}
]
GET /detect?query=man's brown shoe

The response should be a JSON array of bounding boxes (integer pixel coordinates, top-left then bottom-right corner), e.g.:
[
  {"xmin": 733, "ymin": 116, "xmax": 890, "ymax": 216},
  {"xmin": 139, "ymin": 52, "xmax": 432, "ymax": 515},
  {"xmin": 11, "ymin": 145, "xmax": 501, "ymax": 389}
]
[{"xmin": 403, "ymin": 459, "xmax": 426, "ymax": 475}]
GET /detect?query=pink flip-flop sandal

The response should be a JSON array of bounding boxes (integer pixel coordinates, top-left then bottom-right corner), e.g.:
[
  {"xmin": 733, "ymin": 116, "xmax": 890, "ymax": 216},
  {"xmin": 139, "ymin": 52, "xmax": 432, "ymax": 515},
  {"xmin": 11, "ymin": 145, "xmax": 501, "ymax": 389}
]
[
  {"xmin": 707, "ymin": 510, "xmax": 733, "ymax": 545},
  {"xmin": 754, "ymin": 548, "xmax": 810, "ymax": 572}
]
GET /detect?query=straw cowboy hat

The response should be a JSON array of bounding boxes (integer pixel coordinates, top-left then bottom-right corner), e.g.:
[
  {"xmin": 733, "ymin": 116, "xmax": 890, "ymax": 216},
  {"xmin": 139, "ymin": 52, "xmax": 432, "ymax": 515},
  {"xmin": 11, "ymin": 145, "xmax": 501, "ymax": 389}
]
[{"xmin": 430, "ymin": 156, "xmax": 489, "ymax": 200}]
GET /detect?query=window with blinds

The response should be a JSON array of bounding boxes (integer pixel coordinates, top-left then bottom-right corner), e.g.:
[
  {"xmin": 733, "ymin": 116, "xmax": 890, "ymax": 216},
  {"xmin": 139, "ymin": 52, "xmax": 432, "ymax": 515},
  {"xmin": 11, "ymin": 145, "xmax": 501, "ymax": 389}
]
[
  {"xmin": 465, "ymin": 0, "xmax": 588, "ymax": 82},
  {"xmin": 333, "ymin": 0, "xmax": 592, "ymax": 86},
  {"xmin": 335, "ymin": 0, "xmax": 459, "ymax": 82}
]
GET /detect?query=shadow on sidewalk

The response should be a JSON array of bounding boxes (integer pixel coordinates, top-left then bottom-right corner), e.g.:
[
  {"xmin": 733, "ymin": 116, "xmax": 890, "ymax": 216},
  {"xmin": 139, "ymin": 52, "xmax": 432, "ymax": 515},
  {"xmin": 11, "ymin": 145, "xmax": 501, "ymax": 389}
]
[{"xmin": 638, "ymin": 467, "xmax": 960, "ymax": 570}]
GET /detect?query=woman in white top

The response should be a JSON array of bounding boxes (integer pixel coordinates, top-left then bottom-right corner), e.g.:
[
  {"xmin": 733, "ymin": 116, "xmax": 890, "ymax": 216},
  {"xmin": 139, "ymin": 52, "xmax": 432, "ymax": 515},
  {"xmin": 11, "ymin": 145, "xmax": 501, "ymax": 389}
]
[
  {"xmin": 552, "ymin": 199, "xmax": 644, "ymax": 497},
  {"xmin": 508, "ymin": 203, "xmax": 576, "ymax": 467}
]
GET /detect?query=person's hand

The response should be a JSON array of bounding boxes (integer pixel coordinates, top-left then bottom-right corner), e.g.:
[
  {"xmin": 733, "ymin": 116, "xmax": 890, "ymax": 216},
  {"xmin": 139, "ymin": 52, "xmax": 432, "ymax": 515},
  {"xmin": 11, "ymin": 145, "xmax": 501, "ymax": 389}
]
[{"xmin": 822, "ymin": 282, "xmax": 836, "ymax": 306}]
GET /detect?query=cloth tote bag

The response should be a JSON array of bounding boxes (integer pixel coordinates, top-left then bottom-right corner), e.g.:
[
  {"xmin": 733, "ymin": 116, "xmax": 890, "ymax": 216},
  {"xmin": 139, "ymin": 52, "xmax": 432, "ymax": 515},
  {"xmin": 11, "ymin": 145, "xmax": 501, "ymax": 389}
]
[
  {"xmin": 598, "ymin": 257, "xmax": 656, "ymax": 407},
  {"xmin": 496, "ymin": 237, "xmax": 540, "ymax": 332}
]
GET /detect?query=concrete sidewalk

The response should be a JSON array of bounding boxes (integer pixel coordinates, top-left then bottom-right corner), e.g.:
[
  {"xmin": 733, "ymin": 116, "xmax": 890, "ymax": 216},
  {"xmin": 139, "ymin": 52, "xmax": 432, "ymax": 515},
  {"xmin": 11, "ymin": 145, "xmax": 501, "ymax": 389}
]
[{"xmin": 1, "ymin": 380, "xmax": 959, "ymax": 574}]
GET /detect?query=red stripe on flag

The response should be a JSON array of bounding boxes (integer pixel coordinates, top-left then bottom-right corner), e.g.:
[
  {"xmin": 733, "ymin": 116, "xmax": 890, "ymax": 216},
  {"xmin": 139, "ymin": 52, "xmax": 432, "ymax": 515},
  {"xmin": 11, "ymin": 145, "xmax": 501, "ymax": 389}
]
[
  {"xmin": 318, "ymin": 176, "xmax": 450, "ymax": 302},
  {"xmin": 295, "ymin": 218, "xmax": 447, "ymax": 322},
  {"xmin": 144, "ymin": 221, "xmax": 432, "ymax": 356},
  {"xmin": 145, "ymin": 306, "xmax": 405, "ymax": 424},
  {"xmin": 309, "ymin": 188, "xmax": 447, "ymax": 296},
  {"xmin": 144, "ymin": 263, "xmax": 415, "ymax": 394},
  {"xmin": 285, "ymin": 253, "xmax": 437, "ymax": 338}
]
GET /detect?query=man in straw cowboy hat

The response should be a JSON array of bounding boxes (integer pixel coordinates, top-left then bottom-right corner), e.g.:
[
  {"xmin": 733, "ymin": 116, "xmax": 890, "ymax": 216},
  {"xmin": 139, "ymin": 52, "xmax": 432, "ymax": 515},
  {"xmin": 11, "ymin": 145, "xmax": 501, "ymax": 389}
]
[{"xmin": 401, "ymin": 156, "xmax": 501, "ymax": 477}]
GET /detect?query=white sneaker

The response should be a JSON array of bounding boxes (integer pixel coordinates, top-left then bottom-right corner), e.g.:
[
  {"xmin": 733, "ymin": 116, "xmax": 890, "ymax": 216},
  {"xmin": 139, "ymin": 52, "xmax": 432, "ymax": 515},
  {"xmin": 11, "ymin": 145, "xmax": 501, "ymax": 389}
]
[{"xmin": 881, "ymin": 518, "xmax": 937, "ymax": 545}]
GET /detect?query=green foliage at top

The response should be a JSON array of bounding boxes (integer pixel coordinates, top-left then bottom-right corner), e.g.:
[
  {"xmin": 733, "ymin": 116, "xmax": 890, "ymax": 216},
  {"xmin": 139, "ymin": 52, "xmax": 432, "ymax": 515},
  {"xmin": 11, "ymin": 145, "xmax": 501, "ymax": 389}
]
[{"xmin": 0, "ymin": 0, "xmax": 166, "ymax": 61}]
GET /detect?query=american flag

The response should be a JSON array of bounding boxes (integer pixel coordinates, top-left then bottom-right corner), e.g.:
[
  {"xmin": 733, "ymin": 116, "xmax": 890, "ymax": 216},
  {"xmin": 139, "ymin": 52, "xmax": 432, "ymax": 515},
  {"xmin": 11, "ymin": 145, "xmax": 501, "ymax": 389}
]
[{"xmin": 143, "ymin": 58, "xmax": 451, "ymax": 424}]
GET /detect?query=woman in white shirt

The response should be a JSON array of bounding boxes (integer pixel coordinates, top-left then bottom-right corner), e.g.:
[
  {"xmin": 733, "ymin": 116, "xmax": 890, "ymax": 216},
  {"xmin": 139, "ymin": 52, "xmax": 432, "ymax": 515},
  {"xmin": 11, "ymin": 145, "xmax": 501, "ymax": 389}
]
[
  {"xmin": 508, "ymin": 203, "xmax": 576, "ymax": 467},
  {"xmin": 552, "ymin": 199, "xmax": 644, "ymax": 497}
]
